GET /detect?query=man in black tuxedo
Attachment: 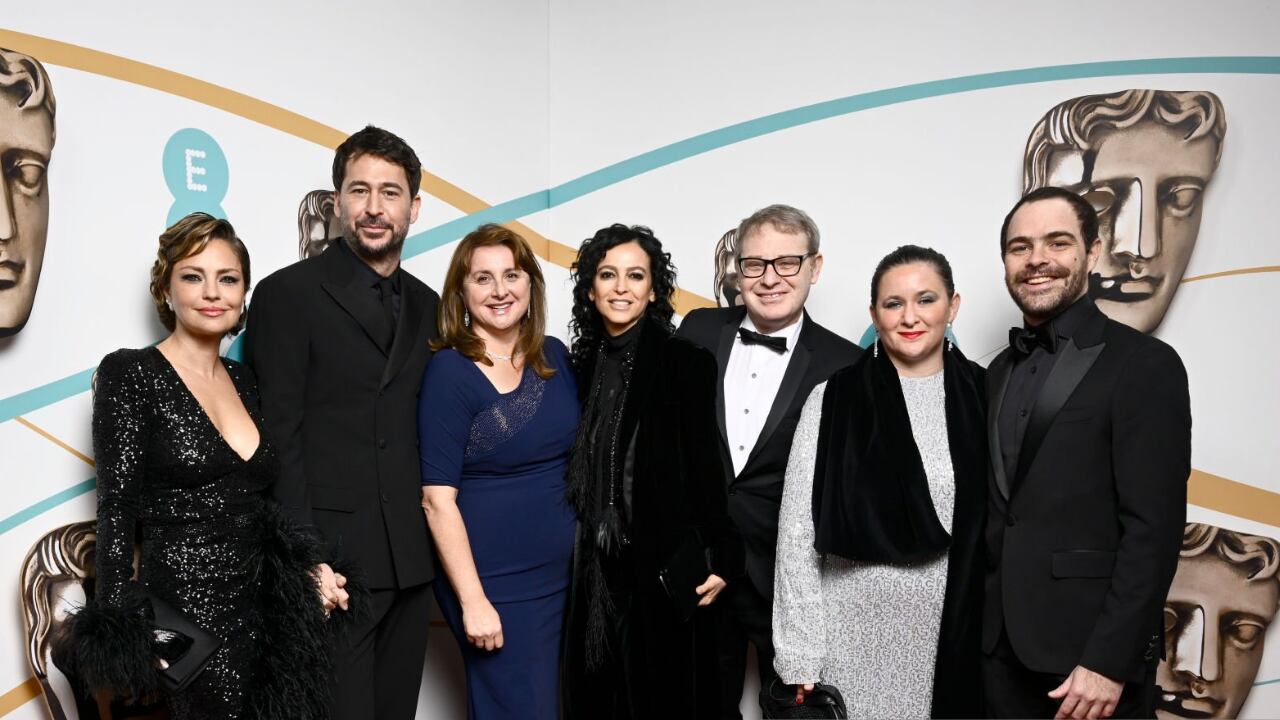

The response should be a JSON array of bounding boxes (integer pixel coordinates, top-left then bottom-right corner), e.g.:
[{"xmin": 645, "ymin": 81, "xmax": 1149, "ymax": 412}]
[
  {"xmin": 243, "ymin": 126, "xmax": 439, "ymax": 719},
  {"xmin": 678, "ymin": 204, "xmax": 858, "ymax": 717},
  {"xmin": 983, "ymin": 186, "xmax": 1191, "ymax": 719}
]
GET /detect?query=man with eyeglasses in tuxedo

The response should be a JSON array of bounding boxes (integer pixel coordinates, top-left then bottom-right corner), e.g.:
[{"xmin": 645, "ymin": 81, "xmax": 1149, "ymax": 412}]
[{"xmin": 678, "ymin": 204, "xmax": 859, "ymax": 717}]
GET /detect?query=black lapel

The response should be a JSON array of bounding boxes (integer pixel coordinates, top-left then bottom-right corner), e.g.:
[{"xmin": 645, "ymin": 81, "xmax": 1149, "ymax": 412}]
[
  {"xmin": 1013, "ymin": 337, "xmax": 1105, "ymax": 487},
  {"xmin": 986, "ymin": 351, "xmax": 1014, "ymax": 500},
  {"xmin": 742, "ymin": 320, "xmax": 811, "ymax": 471},
  {"xmin": 320, "ymin": 245, "xmax": 392, "ymax": 355},
  {"xmin": 381, "ymin": 279, "xmax": 428, "ymax": 388},
  {"xmin": 714, "ymin": 317, "xmax": 737, "ymax": 452}
]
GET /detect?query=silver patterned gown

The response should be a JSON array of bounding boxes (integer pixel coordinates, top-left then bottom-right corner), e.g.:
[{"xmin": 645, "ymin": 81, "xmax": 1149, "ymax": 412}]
[{"xmin": 773, "ymin": 371, "xmax": 955, "ymax": 719}]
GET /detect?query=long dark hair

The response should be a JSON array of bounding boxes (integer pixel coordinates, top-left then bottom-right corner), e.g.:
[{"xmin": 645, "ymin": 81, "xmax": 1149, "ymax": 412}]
[{"xmin": 568, "ymin": 224, "xmax": 677, "ymax": 371}]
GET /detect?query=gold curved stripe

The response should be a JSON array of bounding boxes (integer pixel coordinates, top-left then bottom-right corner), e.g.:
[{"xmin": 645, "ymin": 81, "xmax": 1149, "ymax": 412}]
[
  {"xmin": 0, "ymin": 28, "xmax": 716, "ymax": 315},
  {"xmin": 0, "ymin": 677, "xmax": 40, "ymax": 716},
  {"xmin": 1182, "ymin": 265, "xmax": 1280, "ymax": 284},
  {"xmin": 1189, "ymin": 469, "xmax": 1280, "ymax": 528},
  {"xmin": 14, "ymin": 417, "xmax": 94, "ymax": 467}
]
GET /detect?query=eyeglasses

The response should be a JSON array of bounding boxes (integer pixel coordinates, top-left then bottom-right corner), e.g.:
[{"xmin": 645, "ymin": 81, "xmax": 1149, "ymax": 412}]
[{"xmin": 736, "ymin": 253, "xmax": 814, "ymax": 278}]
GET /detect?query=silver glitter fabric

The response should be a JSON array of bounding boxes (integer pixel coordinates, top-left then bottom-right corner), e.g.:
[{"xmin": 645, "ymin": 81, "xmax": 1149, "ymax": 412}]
[
  {"xmin": 773, "ymin": 373, "xmax": 955, "ymax": 719},
  {"xmin": 81, "ymin": 347, "xmax": 331, "ymax": 719},
  {"xmin": 465, "ymin": 365, "xmax": 546, "ymax": 459}
]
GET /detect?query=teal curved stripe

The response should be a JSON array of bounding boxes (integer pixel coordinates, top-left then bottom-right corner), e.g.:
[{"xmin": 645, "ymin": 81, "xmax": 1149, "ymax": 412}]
[
  {"xmin": 2, "ymin": 55, "xmax": 1279, "ymax": 425},
  {"xmin": 400, "ymin": 55, "xmax": 1280, "ymax": 259},
  {"xmin": 0, "ymin": 477, "xmax": 95, "ymax": 535}
]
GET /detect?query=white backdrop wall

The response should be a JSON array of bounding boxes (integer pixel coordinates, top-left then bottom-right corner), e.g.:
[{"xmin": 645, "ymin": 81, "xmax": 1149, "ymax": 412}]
[{"xmin": 1, "ymin": 2, "xmax": 1277, "ymax": 718}]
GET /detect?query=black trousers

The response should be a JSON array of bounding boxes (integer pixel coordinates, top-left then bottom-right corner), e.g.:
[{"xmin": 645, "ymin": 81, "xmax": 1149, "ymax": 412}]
[
  {"xmin": 715, "ymin": 578, "xmax": 778, "ymax": 719},
  {"xmin": 983, "ymin": 628, "xmax": 1156, "ymax": 719},
  {"xmin": 330, "ymin": 583, "xmax": 433, "ymax": 720}
]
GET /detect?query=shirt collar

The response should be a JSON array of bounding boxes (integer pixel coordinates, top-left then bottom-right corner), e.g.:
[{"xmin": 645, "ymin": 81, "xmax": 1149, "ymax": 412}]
[
  {"xmin": 1028, "ymin": 294, "xmax": 1094, "ymax": 344},
  {"xmin": 336, "ymin": 237, "xmax": 400, "ymax": 291}
]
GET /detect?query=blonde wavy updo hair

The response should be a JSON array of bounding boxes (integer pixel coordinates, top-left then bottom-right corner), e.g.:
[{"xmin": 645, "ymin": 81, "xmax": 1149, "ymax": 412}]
[{"xmin": 149, "ymin": 212, "xmax": 251, "ymax": 334}]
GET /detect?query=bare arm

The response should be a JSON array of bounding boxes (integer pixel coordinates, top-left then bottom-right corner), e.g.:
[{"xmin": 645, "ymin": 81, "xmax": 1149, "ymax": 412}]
[{"xmin": 422, "ymin": 486, "xmax": 502, "ymax": 650}]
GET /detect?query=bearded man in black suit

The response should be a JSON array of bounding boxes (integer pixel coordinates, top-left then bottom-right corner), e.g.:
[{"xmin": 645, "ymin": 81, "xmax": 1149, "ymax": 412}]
[
  {"xmin": 983, "ymin": 186, "xmax": 1191, "ymax": 719},
  {"xmin": 244, "ymin": 126, "xmax": 439, "ymax": 719}
]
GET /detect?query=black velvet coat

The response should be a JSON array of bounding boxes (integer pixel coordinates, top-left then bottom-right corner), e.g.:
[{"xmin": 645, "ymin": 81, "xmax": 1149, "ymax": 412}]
[
  {"xmin": 810, "ymin": 346, "xmax": 987, "ymax": 718},
  {"xmin": 562, "ymin": 318, "xmax": 744, "ymax": 720}
]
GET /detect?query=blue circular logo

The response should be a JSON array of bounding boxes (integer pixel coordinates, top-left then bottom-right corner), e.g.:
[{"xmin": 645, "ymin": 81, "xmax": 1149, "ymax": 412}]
[{"xmin": 162, "ymin": 128, "xmax": 229, "ymax": 225}]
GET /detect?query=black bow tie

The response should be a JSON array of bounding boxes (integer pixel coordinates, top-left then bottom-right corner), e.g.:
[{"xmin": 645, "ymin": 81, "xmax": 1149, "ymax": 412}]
[
  {"xmin": 1009, "ymin": 324, "xmax": 1058, "ymax": 356},
  {"xmin": 739, "ymin": 328, "xmax": 787, "ymax": 353}
]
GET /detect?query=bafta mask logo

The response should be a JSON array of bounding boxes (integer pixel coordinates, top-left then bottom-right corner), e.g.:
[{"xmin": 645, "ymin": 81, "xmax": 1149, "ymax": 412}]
[
  {"xmin": 0, "ymin": 48, "xmax": 56, "ymax": 338},
  {"xmin": 1022, "ymin": 90, "xmax": 1226, "ymax": 333},
  {"xmin": 712, "ymin": 227, "xmax": 743, "ymax": 307},
  {"xmin": 1157, "ymin": 523, "xmax": 1280, "ymax": 719},
  {"xmin": 297, "ymin": 189, "xmax": 339, "ymax": 260}
]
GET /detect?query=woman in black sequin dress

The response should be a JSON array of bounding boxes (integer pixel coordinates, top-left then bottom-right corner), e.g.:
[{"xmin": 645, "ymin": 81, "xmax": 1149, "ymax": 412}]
[{"xmin": 56, "ymin": 213, "xmax": 360, "ymax": 719}]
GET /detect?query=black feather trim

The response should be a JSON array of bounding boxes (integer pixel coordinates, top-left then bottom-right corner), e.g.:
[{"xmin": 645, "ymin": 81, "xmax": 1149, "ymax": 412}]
[
  {"xmin": 51, "ymin": 591, "xmax": 159, "ymax": 700},
  {"xmin": 244, "ymin": 506, "xmax": 332, "ymax": 720}
]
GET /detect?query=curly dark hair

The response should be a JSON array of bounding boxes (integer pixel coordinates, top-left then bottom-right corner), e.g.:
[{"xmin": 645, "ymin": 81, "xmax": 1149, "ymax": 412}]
[{"xmin": 569, "ymin": 224, "xmax": 677, "ymax": 371}]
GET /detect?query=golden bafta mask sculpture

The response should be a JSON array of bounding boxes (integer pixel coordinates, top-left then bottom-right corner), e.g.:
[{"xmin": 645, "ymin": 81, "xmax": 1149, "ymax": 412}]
[{"xmin": 1022, "ymin": 90, "xmax": 1226, "ymax": 333}]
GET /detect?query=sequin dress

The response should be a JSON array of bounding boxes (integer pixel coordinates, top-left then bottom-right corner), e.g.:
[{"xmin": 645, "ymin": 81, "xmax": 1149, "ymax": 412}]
[
  {"xmin": 773, "ymin": 373, "xmax": 954, "ymax": 719},
  {"xmin": 418, "ymin": 338, "xmax": 579, "ymax": 720},
  {"xmin": 57, "ymin": 347, "xmax": 341, "ymax": 719}
]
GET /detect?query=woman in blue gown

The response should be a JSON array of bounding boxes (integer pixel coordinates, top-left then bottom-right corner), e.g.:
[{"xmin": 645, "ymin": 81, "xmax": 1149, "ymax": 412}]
[{"xmin": 418, "ymin": 223, "xmax": 578, "ymax": 720}]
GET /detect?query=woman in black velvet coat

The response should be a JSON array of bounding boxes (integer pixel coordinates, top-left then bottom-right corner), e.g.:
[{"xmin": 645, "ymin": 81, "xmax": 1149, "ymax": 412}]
[{"xmin": 561, "ymin": 224, "xmax": 744, "ymax": 720}]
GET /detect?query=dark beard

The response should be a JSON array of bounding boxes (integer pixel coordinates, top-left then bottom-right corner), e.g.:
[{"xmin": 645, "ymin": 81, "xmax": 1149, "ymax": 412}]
[
  {"xmin": 1008, "ymin": 264, "xmax": 1088, "ymax": 322},
  {"xmin": 343, "ymin": 223, "xmax": 407, "ymax": 262}
]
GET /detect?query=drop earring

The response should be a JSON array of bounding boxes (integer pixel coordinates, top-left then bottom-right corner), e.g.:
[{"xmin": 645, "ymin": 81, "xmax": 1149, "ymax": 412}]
[
  {"xmin": 873, "ymin": 337, "xmax": 879, "ymax": 358},
  {"xmin": 947, "ymin": 322, "xmax": 954, "ymax": 352},
  {"xmin": 464, "ymin": 309, "xmax": 471, "ymax": 327}
]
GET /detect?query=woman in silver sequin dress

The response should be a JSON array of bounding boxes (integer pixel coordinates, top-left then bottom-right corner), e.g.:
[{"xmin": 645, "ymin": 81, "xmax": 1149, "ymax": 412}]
[
  {"xmin": 773, "ymin": 246, "xmax": 987, "ymax": 718},
  {"xmin": 55, "ymin": 214, "xmax": 358, "ymax": 719}
]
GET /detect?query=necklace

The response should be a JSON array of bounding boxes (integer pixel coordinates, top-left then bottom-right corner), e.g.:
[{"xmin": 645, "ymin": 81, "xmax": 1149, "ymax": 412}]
[{"xmin": 485, "ymin": 349, "xmax": 514, "ymax": 362}]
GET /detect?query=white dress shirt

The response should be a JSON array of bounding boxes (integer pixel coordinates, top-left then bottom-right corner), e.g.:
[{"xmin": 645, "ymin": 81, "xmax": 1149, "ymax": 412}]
[{"xmin": 723, "ymin": 314, "xmax": 805, "ymax": 476}]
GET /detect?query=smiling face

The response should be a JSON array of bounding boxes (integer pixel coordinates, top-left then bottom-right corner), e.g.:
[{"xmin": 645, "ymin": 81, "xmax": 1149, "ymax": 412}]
[
  {"xmin": 871, "ymin": 261, "xmax": 958, "ymax": 373},
  {"xmin": 0, "ymin": 85, "xmax": 54, "ymax": 337},
  {"xmin": 1044, "ymin": 121, "xmax": 1219, "ymax": 333},
  {"xmin": 166, "ymin": 239, "xmax": 246, "ymax": 339},
  {"xmin": 589, "ymin": 241, "xmax": 655, "ymax": 336},
  {"xmin": 1003, "ymin": 197, "xmax": 1100, "ymax": 324},
  {"xmin": 1156, "ymin": 554, "xmax": 1279, "ymax": 720},
  {"xmin": 737, "ymin": 225, "xmax": 822, "ymax": 334},
  {"xmin": 463, "ymin": 244, "xmax": 530, "ymax": 338},
  {"xmin": 333, "ymin": 154, "xmax": 420, "ymax": 263}
]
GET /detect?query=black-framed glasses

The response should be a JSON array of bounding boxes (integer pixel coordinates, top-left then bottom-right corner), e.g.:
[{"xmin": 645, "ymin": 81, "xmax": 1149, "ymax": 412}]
[{"xmin": 736, "ymin": 253, "xmax": 814, "ymax": 278}]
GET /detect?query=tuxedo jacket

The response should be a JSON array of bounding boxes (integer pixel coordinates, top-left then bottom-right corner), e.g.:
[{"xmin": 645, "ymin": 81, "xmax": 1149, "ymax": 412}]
[
  {"xmin": 983, "ymin": 300, "xmax": 1190, "ymax": 682},
  {"xmin": 242, "ymin": 241, "xmax": 440, "ymax": 590},
  {"xmin": 677, "ymin": 306, "xmax": 859, "ymax": 600}
]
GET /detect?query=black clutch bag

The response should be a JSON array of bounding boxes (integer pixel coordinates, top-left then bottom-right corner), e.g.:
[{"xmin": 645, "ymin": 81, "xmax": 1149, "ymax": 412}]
[
  {"xmin": 657, "ymin": 534, "xmax": 709, "ymax": 623},
  {"xmin": 146, "ymin": 589, "xmax": 222, "ymax": 693},
  {"xmin": 760, "ymin": 677, "xmax": 848, "ymax": 719}
]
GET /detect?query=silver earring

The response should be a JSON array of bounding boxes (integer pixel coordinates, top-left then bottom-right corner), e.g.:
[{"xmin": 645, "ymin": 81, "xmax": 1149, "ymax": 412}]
[
  {"xmin": 947, "ymin": 322, "xmax": 954, "ymax": 352},
  {"xmin": 464, "ymin": 309, "xmax": 471, "ymax": 327},
  {"xmin": 166, "ymin": 297, "xmax": 173, "ymax": 311},
  {"xmin": 873, "ymin": 338, "xmax": 879, "ymax": 358}
]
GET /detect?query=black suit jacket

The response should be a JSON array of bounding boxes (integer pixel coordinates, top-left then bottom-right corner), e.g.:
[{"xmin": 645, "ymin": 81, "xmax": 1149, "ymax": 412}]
[
  {"xmin": 677, "ymin": 306, "xmax": 859, "ymax": 600},
  {"xmin": 242, "ymin": 241, "xmax": 440, "ymax": 590},
  {"xmin": 983, "ymin": 300, "xmax": 1190, "ymax": 682}
]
